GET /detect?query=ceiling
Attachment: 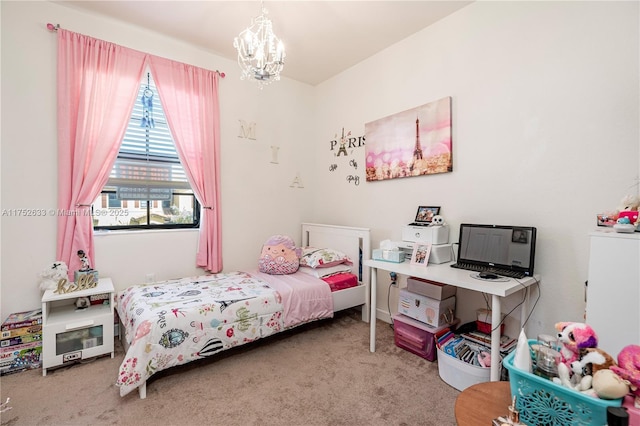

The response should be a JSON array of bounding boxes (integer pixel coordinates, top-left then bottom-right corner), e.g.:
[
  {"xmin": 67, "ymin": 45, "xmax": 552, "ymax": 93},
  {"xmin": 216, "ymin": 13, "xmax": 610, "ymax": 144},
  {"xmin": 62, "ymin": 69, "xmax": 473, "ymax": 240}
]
[{"xmin": 53, "ymin": 1, "xmax": 473, "ymax": 86}]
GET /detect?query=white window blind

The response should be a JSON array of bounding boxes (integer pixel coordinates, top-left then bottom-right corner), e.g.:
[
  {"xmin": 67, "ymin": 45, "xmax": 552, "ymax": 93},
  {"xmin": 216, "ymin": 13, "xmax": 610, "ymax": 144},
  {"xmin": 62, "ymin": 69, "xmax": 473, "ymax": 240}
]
[{"xmin": 108, "ymin": 72, "xmax": 190, "ymax": 200}]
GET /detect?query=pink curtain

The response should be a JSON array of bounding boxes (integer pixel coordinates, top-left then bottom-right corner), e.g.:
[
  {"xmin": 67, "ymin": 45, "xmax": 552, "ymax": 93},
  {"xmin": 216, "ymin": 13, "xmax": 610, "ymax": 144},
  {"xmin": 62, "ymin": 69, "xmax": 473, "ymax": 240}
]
[
  {"xmin": 148, "ymin": 56, "xmax": 222, "ymax": 272},
  {"xmin": 57, "ymin": 29, "xmax": 146, "ymax": 277}
]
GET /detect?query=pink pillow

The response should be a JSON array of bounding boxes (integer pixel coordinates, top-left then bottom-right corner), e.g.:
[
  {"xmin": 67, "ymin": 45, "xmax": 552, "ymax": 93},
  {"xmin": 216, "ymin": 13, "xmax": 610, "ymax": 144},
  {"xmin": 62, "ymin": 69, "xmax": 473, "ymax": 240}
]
[{"xmin": 258, "ymin": 235, "xmax": 301, "ymax": 275}]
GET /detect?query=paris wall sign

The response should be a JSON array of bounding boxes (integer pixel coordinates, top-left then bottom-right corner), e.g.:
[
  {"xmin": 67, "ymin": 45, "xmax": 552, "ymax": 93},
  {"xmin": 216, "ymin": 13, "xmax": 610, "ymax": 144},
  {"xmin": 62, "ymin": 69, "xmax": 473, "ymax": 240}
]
[{"xmin": 328, "ymin": 128, "xmax": 365, "ymax": 186}]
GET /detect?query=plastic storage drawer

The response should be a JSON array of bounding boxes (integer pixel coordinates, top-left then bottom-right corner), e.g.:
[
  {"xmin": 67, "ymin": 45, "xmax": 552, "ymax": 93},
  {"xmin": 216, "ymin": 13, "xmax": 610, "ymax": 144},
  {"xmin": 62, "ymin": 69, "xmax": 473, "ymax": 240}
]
[{"xmin": 393, "ymin": 314, "xmax": 451, "ymax": 361}]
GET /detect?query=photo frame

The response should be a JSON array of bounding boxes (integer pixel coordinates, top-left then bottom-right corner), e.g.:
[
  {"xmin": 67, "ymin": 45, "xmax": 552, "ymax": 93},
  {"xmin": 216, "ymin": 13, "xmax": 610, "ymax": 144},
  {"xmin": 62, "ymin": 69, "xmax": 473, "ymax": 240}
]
[
  {"xmin": 410, "ymin": 244, "xmax": 432, "ymax": 266},
  {"xmin": 511, "ymin": 229, "xmax": 528, "ymax": 244},
  {"xmin": 414, "ymin": 206, "xmax": 441, "ymax": 224}
]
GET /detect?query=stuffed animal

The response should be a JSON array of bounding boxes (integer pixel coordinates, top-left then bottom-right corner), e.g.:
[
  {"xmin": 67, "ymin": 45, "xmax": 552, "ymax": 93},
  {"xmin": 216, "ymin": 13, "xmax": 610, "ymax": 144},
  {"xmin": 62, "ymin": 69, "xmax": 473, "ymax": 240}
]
[
  {"xmin": 258, "ymin": 235, "xmax": 302, "ymax": 275},
  {"xmin": 572, "ymin": 347, "xmax": 617, "ymax": 378},
  {"xmin": 617, "ymin": 194, "xmax": 640, "ymax": 228},
  {"xmin": 618, "ymin": 194, "xmax": 640, "ymax": 213},
  {"xmin": 610, "ymin": 344, "xmax": 640, "ymax": 407},
  {"xmin": 552, "ymin": 322, "xmax": 599, "ymax": 392},
  {"xmin": 37, "ymin": 261, "xmax": 69, "ymax": 292},
  {"xmin": 591, "ymin": 369, "xmax": 631, "ymax": 400}
]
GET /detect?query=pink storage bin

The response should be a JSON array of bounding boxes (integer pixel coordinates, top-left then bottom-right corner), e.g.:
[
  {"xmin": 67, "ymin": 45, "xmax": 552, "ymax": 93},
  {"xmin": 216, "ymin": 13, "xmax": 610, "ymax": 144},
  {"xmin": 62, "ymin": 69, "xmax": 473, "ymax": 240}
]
[{"xmin": 393, "ymin": 314, "xmax": 456, "ymax": 361}]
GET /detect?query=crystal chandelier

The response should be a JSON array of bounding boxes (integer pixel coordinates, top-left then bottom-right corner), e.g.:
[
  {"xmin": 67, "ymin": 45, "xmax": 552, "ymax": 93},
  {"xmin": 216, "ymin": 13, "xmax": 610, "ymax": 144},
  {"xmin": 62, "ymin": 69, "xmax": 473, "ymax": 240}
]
[{"xmin": 233, "ymin": 3, "xmax": 285, "ymax": 87}]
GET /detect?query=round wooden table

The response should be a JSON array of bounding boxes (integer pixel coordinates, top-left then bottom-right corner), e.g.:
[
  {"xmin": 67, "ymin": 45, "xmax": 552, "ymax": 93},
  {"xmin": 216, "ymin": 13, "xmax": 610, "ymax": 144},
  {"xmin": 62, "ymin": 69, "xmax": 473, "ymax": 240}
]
[{"xmin": 454, "ymin": 381, "xmax": 512, "ymax": 426}]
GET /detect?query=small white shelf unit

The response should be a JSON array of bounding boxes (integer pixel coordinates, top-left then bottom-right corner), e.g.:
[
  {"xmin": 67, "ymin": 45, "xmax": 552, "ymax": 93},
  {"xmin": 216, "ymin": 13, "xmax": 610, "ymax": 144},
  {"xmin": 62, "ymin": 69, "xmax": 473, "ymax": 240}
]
[{"xmin": 41, "ymin": 277, "xmax": 115, "ymax": 376}]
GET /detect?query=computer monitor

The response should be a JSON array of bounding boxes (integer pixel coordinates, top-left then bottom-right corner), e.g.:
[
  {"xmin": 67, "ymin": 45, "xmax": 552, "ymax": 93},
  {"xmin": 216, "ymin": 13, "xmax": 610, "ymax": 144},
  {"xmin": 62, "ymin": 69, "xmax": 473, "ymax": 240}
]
[{"xmin": 456, "ymin": 224, "xmax": 537, "ymax": 277}]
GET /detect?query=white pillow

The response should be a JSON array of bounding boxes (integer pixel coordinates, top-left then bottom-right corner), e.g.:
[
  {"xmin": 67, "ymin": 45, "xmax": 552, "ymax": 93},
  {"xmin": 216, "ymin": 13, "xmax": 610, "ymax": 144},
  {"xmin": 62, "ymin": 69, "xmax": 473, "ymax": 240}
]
[
  {"xmin": 297, "ymin": 264, "xmax": 352, "ymax": 278},
  {"xmin": 299, "ymin": 247, "xmax": 353, "ymax": 269}
]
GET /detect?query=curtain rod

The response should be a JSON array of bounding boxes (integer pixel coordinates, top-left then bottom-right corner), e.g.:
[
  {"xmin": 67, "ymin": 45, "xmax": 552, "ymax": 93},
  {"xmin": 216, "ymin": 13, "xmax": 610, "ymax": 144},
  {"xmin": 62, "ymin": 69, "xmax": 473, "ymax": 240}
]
[{"xmin": 46, "ymin": 23, "xmax": 226, "ymax": 78}]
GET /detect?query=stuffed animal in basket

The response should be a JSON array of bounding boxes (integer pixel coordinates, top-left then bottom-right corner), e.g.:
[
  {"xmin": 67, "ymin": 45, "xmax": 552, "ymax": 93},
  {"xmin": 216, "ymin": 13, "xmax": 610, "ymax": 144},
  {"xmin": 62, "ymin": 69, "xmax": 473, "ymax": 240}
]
[
  {"xmin": 591, "ymin": 369, "xmax": 630, "ymax": 400},
  {"xmin": 552, "ymin": 322, "xmax": 599, "ymax": 392},
  {"xmin": 573, "ymin": 347, "xmax": 617, "ymax": 377},
  {"xmin": 258, "ymin": 235, "xmax": 302, "ymax": 275},
  {"xmin": 610, "ymin": 344, "xmax": 640, "ymax": 407}
]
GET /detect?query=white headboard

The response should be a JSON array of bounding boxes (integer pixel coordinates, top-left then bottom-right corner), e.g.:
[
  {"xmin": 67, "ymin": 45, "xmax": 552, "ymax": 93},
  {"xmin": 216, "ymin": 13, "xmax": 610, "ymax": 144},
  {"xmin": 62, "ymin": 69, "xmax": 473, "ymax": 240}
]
[{"xmin": 301, "ymin": 223, "xmax": 371, "ymax": 286}]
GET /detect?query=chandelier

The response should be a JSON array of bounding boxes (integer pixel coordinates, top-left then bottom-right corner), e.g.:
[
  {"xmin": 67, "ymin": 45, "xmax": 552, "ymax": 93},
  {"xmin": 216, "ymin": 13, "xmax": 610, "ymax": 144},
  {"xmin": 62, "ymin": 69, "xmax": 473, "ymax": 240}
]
[{"xmin": 233, "ymin": 3, "xmax": 285, "ymax": 87}]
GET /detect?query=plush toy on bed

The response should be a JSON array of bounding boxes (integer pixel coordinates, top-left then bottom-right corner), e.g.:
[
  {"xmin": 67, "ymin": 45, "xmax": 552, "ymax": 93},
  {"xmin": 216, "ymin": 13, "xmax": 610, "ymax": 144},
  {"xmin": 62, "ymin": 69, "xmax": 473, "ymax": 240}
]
[{"xmin": 258, "ymin": 235, "xmax": 302, "ymax": 275}]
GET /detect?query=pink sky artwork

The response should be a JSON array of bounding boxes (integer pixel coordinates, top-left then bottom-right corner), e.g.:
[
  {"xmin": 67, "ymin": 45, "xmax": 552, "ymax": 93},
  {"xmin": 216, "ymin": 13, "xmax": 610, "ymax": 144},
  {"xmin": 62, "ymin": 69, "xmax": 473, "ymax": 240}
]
[{"xmin": 365, "ymin": 97, "xmax": 452, "ymax": 181}]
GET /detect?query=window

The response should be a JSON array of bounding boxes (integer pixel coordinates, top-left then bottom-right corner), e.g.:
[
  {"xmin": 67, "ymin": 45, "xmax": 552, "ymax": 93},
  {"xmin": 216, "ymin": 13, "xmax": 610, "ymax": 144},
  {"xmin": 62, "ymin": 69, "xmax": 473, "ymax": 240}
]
[{"xmin": 93, "ymin": 71, "xmax": 200, "ymax": 230}]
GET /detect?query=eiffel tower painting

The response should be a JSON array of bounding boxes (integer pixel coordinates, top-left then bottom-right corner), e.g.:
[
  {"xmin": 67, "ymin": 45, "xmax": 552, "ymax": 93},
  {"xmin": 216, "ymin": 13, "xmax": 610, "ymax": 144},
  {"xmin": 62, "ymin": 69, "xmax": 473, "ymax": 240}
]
[
  {"xmin": 364, "ymin": 96, "xmax": 452, "ymax": 181},
  {"xmin": 413, "ymin": 117, "xmax": 423, "ymax": 161}
]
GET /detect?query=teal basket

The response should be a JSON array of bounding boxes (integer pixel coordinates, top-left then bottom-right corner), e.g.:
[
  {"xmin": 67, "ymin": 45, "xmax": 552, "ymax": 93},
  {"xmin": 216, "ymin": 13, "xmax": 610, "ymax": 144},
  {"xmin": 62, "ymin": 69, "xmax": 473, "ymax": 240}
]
[{"xmin": 503, "ymin": 340, "xmax": 622, "ymax": 426}]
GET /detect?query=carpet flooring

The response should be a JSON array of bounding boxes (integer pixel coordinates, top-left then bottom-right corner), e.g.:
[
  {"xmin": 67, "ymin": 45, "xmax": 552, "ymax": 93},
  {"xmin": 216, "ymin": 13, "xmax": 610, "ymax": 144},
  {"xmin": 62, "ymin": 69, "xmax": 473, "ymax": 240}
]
[{"xmin": 0, "ymin": 309, "xmax": 461, "ymax": 426}]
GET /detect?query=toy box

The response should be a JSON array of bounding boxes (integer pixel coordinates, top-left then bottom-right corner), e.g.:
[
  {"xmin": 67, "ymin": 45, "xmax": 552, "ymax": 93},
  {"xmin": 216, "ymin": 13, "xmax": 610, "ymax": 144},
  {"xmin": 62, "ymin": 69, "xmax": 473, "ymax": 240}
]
[
  {"xmin": 0, "ymin": 341, "xmax": 42, "ymax": 375},
  {"xmin": 393, "ymin": 314, "xmax": 456, "ymax": 361},
  {"xmin": 436, "ymin": 346, "xmax": 490, "ymax": 391},
  {"xmin": 476, "ymin": 308, "xmax": 505, "ymax": 335},
  {"xmin": 503, "ymin": 340, "xmax": 622, "ymax": 426},
  {"xmin": 1, "ymin": 332, "xmax": 42, "ymax": 348},
  {"xmin": 398, "ymin": 289, "xmax": 455, "ymax": 327},
  {"xmin": 1, "ymin": 324, "xmax": 42, "ymax": 340},
  {"xmin": 1, "ymin": 309, "xmax": 42, "ymax": 331},
  {"xmin": 407, "ymin": 277, "xmax": 456, "ymax": 300}
]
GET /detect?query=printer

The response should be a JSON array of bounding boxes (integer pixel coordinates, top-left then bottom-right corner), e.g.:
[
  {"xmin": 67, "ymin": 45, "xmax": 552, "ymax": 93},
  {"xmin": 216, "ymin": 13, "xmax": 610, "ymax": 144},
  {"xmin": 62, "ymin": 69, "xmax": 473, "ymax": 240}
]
[{"xmin": 396, "ymin": 224, "xmax": 453, "ymax": 264}]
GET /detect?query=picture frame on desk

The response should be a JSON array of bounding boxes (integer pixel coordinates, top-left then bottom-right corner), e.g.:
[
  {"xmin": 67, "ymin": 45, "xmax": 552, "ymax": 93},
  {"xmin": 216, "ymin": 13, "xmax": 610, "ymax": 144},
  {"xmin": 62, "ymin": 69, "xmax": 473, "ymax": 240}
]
[{"xmin": 410, "ymin": 244, "xmax": 432, "ymax": 266}]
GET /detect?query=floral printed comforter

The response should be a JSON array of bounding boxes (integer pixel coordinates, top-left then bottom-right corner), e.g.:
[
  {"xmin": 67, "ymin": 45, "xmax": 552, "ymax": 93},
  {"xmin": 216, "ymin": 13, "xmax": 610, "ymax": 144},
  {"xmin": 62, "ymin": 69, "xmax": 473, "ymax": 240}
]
[{"xmin": 115, "ymin": 271, "xmax": 332, "ymax": 397}]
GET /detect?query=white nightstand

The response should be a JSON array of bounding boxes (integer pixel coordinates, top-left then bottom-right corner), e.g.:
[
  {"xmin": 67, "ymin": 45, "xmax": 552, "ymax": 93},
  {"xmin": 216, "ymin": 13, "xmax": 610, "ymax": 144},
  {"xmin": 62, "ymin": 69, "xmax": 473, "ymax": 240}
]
[{"xmin": 41, "ymin": 277, "xmax": 115, "ymax": 376}]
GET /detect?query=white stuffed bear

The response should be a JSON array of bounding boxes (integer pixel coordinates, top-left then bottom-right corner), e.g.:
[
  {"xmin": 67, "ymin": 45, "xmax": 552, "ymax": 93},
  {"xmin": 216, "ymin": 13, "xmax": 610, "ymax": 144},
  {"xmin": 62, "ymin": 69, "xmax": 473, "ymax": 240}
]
[{"xmin": 37, "ymin": 261, "xmax": 68, "ymax": 292}]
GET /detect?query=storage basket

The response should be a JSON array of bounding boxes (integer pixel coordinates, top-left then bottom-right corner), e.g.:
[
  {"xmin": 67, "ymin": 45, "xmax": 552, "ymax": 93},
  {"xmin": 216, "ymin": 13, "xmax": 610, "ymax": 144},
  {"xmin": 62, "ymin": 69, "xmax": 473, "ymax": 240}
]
[{"xmin": 503, "ymin": 340, "xmax": 622, "ymax": 426}]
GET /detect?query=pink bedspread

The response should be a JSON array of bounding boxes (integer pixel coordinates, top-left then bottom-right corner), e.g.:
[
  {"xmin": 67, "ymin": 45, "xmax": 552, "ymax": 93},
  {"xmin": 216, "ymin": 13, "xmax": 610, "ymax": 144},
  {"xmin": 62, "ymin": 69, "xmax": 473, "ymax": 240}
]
[{"xmin": 249, "ymin": 271, "xmax": 334, "ymax": 328}]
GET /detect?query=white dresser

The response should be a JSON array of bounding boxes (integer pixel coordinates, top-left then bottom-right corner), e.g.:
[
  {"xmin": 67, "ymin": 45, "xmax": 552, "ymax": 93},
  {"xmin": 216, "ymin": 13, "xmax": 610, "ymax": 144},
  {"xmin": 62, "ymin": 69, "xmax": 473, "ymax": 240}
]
[{"xmin": 585, "ymin": 230, "xmax": 640, "ymax": 357}]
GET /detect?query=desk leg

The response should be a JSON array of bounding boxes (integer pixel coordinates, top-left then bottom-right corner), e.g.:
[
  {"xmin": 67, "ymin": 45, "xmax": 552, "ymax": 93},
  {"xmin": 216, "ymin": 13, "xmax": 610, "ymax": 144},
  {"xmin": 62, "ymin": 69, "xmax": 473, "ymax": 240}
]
[
  {"xmin": 490, "ymin": 295, "xmax": 501, "ymax": 381},
  {"xmin": 370, "ymin": 267, "xmax": 377, "ymax": 353}
]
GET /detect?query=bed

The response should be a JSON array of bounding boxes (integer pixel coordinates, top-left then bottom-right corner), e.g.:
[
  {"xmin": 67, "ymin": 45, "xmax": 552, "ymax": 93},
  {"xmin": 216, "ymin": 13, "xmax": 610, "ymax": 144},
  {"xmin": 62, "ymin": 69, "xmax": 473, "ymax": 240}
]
[{"xmin": 115, "ymin": 223, "xmax": 371, "ymax": 398}]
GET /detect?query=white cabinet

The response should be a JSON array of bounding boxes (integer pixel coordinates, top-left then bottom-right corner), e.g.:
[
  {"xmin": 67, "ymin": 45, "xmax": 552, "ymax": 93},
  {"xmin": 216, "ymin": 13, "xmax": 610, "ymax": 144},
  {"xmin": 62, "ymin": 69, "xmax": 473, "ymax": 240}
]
[
  {"xmin": 586, "ymin": 230, "xmax": 640, "ymax": 358},
  {"xmin": 41, "ymin": 277, "xmax": 115, "ymax": 375}
]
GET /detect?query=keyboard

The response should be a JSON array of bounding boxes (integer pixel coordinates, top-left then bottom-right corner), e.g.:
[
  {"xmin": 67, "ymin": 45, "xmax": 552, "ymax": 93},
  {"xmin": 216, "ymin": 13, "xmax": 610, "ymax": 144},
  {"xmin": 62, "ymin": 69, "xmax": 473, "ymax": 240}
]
[{"xmin": 450, "ymin": 262, "xmax": 526, "ymax": 279}]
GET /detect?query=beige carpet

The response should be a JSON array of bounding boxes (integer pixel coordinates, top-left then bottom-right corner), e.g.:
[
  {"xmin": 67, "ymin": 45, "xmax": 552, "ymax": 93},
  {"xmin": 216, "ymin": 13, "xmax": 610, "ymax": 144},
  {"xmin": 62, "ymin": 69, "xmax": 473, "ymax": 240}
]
[{"xmin": 0, "ymin": 309, "xmax": 461, "ymax": 426}]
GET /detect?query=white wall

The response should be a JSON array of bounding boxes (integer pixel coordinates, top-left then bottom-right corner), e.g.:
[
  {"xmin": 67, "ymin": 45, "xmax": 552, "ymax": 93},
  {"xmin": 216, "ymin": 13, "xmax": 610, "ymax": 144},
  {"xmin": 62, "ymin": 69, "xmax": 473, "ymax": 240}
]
[
  {"xmin": 0, "ymin": 1, "xmax": 315, "ymax": 319},
  {"xmin": 311, "ymin": 1, "xmax": 639, "ymax": 338},
  {"xmin": 1, "ymin": 1, "xmax": 638, "ymax": 345}
]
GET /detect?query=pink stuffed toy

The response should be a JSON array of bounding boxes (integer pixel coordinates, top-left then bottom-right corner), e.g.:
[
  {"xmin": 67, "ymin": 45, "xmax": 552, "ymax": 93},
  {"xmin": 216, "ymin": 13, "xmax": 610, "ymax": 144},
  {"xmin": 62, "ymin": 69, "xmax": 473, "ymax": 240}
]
[
  {"xmin": 610, "ymin": 344, "xmax": 640, "ymax": 407},
  {"xmin": 258, "ymin": 235, "xmax": 302, "ymax": 275},
  {"xmin": 552, "ymin": 322, "xmax": 599, "ymax": 391}
]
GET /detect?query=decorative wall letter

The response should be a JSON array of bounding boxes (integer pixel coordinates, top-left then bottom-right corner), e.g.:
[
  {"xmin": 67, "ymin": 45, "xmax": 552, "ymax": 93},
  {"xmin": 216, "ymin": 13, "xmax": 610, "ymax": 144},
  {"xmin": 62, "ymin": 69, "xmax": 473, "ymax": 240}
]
[
  {"xmin": 290, "ymin": 173, "xmax": 304, "ymax": 188},
  {"xmin": 270, "ymin": 146, "xmax": 280, "ymax": 164},
  {"xmin": 238, "ymin": 119, "xmax": 256, "ymax": 140}
]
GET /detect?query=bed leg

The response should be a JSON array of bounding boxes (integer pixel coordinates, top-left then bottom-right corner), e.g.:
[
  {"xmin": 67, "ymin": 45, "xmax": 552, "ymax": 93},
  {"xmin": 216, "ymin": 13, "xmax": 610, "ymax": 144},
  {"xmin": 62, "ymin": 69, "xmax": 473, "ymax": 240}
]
[
  {"xmin": 138, "ymin": 382, "xmax": 147, "ymax": 399},
  {"xmin": 361, "ymin": 303, "xmax": 370, "ymax": 323}
]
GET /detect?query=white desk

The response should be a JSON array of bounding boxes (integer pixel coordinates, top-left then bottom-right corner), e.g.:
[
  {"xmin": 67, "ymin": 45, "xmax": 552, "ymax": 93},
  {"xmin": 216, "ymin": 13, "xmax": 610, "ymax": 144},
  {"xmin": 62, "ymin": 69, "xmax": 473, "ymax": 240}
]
[{"xmin": 364, "ymin": 259, "xmax": 539, "ymax": 381}]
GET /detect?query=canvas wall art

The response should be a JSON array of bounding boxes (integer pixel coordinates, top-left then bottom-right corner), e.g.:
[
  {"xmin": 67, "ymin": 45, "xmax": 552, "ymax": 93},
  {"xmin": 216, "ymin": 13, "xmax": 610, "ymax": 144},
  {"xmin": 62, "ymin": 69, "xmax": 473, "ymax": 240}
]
[{"xmin": 365, "ymin": 96, "xmax": 452, "ymax": 182}]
